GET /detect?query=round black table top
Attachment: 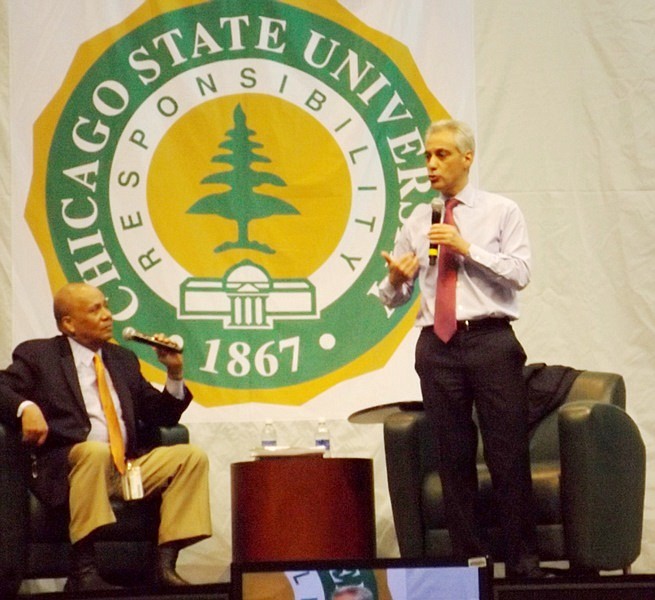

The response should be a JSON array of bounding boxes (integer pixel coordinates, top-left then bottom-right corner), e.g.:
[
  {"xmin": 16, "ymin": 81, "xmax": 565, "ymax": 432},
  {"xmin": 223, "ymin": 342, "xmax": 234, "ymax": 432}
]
[{"xmin": 347, "ymin": 400, "xmax": 424, "ymax": 424}]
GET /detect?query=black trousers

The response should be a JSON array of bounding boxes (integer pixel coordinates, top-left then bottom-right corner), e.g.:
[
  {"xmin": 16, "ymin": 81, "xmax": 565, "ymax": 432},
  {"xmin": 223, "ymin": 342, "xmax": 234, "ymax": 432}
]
[{"xmin": 415, "ymin": 322, "xmax": 538, "ymax": 572}]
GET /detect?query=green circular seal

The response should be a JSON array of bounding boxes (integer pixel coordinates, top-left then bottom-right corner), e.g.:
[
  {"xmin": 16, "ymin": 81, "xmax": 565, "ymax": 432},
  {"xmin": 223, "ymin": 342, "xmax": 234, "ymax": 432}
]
[{"xmin": 28, "ymin": 0, "xmax": 448, "ymax": 406}]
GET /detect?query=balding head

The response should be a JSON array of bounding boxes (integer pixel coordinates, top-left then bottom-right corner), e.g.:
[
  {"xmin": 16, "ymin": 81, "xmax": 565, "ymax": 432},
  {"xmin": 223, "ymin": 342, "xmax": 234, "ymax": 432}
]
[
  {"xmin": 53, "ymin": 283, "xmax": 91, "ymax": 327},
  {"xmin": 53, "ymin": 283, "xmax": 113, "ymax": 350}
]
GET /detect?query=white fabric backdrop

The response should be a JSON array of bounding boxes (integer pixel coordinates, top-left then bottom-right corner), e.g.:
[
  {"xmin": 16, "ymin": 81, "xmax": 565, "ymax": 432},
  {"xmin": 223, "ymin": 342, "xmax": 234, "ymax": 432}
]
[{"xmin": 1, "ymin": 0, "xmax": 654, "ymax": 589}]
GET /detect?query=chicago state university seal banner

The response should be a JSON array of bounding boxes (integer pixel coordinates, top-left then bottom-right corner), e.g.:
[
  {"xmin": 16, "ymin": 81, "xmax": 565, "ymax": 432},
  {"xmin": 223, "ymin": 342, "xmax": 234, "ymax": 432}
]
[{"xmin": 11, "ymin": 0, "xmax": 474, "ymax": 418}]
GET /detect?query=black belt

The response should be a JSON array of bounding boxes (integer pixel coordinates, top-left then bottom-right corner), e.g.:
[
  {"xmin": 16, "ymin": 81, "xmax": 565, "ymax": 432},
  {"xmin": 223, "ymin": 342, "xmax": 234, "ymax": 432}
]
[{"xmin": 456, "ymin": 317, "xmax": 510, "ymax": 331}]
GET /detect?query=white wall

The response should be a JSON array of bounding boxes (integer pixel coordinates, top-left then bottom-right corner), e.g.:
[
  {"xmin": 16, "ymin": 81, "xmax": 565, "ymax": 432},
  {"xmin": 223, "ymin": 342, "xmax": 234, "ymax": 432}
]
[{"xmin": 473, "ymin": 0, "xmax": 655, "ymax": 572}]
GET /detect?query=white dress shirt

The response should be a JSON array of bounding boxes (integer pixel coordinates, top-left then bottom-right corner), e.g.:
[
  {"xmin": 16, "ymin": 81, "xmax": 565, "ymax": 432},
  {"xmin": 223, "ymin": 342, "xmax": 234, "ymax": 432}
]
[
  {"xmin": 379, "ymin": 183, "xmax": 531, "ymax": 327},
  {"xmin": 69, "ymin": 339, "xmax": 128, "ymax": 444}
]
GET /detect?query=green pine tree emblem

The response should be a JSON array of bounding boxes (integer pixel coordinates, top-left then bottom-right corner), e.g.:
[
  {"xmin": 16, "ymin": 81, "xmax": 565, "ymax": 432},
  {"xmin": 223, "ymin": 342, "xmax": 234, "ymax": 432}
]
[{"xmin": 188, "ymin": 103, "xmax": 299, "ymax": 254}]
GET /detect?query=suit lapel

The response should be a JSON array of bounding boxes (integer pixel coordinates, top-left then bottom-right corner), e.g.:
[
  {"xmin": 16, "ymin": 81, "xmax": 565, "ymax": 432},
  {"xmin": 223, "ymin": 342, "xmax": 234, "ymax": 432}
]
[{"xmin": 56, "ymin": 336, "xmax": 87, "ymax": 415}]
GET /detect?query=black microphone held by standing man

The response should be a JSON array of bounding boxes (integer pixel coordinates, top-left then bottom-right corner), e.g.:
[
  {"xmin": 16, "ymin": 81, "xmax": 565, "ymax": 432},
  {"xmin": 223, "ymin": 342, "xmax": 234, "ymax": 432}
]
[{"xmin": 429, "ymin": 198, "xmax": 444, "ymax": 266}]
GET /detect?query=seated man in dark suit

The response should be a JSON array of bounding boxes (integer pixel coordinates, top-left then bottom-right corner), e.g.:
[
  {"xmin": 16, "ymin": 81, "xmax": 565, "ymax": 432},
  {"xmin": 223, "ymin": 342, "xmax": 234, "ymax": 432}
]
[{"xmin": 0, "ymin": 282, "xmax": 212, "ymax": 591}]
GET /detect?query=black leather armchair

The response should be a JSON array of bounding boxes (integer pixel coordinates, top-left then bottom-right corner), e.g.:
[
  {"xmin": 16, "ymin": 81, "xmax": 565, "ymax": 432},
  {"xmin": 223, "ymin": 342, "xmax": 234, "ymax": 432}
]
[
  {"xmin": 383, "ymin": 367, "xmax": 645, "ymax": 573},
  {"xmin": 0, "ymin": 421, "xmax": 189, "ymax": 598}
]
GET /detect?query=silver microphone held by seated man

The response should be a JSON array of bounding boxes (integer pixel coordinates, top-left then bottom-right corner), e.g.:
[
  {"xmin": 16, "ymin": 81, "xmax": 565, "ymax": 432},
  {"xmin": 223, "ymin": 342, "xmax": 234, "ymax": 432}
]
[{"xmin": 122, "ymin": 327, "xmax": 184, "ymax": 353}]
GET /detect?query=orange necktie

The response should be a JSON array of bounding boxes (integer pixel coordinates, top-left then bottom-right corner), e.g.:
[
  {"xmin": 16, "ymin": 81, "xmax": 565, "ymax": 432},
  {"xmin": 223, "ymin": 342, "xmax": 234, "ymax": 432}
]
[
  {"xmin": 93, "ymin": 354, "xmax": 126, "ymax": 475},
  {"xmin": 434, "ymin": 198, "xmax": 459, "ymax": 343}
]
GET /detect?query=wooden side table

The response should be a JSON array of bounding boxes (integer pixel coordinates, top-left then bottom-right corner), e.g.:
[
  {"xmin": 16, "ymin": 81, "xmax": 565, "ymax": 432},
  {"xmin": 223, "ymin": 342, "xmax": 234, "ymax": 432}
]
[{"xmin": 231, "ymin": 456, "xmax": 376, "ymax": 562}]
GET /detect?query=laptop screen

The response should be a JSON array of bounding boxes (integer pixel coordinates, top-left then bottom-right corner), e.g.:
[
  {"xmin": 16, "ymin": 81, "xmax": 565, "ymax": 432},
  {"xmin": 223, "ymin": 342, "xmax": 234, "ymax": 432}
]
[{"xmin": 231, "ymin": 557, "xmax": 493, "ymax": 600}]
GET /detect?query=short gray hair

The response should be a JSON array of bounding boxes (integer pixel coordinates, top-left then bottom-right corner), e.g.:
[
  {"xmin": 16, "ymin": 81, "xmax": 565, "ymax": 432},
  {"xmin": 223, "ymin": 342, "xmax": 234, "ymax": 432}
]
[
  {"xmin": 425, "ymin": 119, "xmax": 476, "ymax": 155},
  {"xmin": 332, "ymin": 585, "xmax": 374, "ymax": 600}
]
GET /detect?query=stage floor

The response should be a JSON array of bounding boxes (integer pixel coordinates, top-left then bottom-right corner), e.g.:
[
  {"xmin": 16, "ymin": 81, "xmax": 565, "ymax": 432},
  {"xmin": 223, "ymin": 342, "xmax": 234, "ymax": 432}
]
[
  {"xmin": 15, "ymin": 575, "xmax": 655, "ymax": 600},
  {"xmin": 495, "ymin": 574, "xmax": 655, "ymax": 599},
  {"xmin": 17, "ymin": 583, "xmax": 231, "ymax": 600}
]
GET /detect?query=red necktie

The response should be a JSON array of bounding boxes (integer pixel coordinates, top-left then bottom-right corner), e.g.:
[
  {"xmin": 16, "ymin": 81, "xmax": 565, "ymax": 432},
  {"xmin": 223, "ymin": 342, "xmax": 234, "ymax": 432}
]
[
  {"xmin": 434, "ymin": 198, "xmax": 459, "ymax": 343},
  {"xmin": 94, "ymin": 354, "xmax": 126, "ymax": 475}
]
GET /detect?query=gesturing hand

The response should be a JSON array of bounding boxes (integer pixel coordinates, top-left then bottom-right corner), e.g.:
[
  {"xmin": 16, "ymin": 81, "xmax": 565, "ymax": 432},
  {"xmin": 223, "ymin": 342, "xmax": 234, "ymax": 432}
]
[{"xmin": 381, "ymin": 251, "xmax": 419, "ymax": 288}]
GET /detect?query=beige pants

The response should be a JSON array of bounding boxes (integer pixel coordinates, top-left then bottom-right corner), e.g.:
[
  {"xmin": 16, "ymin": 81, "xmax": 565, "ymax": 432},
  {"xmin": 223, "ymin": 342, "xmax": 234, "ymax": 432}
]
[{"xmin": 67, "ymin": 441, "xmax": 212, "ymax": 546}]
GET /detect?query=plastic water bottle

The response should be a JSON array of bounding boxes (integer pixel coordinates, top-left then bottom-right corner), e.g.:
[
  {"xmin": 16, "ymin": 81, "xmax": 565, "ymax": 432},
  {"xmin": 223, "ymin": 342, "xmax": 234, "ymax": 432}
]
[
  {"xmin": 261, "ymin": 420, "xmax": 277, "ymax": 449},
  {"xmin": 315, "ymin": 418, "xmax": 331, "ymax": 455}
]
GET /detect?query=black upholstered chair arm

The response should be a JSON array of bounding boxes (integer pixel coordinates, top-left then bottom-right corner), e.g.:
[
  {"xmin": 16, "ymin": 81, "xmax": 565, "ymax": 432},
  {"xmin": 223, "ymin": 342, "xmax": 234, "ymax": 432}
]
[
  {"xmin": 0, "ymin": 421, "xmax": 30, "ymax": 596},
  {"xmin": 564, "ymin": 371, "xmax": 626, "ymax": 409},
  {"xmin": 559, "ymin": 401, "xmax": 645, "ymax": 571},
  {"xmin": 137, "ymin": 423, "xmax": 189, "ymax": 451},
  {"xmin": 383, "ymin": 409, "xmax": 429, "ymax": 557},
  {"xmin": 530, "ymin": 370, "xmax": 627, "ymax": 462}
]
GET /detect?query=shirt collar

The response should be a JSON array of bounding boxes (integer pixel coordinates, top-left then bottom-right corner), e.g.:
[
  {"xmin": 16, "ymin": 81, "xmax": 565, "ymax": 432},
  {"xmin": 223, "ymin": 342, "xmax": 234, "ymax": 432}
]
[
  {"xmin": 444, "ymin": 182, "xmax": 475, "ymax": 207},
  {"xmin": 67, "ymin": 336, "xmax": 101, "ymax": 368}
]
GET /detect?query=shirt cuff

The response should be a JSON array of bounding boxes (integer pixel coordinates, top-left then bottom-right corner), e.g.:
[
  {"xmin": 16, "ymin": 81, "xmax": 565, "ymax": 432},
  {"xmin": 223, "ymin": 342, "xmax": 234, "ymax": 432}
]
[
  {"xmin": 17, "ymin": 400, "xmax": 36, "ymax": 418},
  {"xmin": 379, "ymin": 276, "xmax": 412, "ymax": 307},
  {"xmin": 466, "ymin": 243, "xmax": 488, "ymax": 265},
  {"xmin": 165, "ymin": 377, "xmax": 185, "ymax": 400}
]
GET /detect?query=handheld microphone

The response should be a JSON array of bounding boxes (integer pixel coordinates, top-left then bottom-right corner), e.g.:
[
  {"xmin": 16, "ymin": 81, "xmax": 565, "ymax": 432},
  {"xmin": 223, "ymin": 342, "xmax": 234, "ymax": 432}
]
[
  {"xmin": 429, "ymin": 198, "xmax": 444, "ymax": 266},
  {"xmin": 122, "ymin": 327, "xmax": 184, "ymax": 353}
]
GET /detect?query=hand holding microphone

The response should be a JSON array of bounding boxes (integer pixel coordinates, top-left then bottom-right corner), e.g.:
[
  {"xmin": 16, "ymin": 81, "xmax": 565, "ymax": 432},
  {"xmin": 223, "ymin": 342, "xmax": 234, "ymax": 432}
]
[{"xmin": 122, "ymin": 327, "xmax": 184, "ymax": 354}]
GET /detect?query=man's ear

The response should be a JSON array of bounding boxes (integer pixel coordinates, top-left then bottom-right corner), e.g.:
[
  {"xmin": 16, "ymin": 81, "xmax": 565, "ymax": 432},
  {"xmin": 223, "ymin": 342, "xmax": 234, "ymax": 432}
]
[{"xmin": 59, "ymin": 316, "xmax": 74, "ymax": 336}]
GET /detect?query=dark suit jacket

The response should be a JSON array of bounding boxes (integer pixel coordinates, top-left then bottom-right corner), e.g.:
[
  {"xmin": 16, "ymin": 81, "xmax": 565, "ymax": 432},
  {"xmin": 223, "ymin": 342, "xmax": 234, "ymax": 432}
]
[
  {"xmin": 524, "ymin": 362, "xmax": 581, "ymax": 429},
  {"xmin": 0, "ymin": 335, "xmax": 192, "ymax": 507}
]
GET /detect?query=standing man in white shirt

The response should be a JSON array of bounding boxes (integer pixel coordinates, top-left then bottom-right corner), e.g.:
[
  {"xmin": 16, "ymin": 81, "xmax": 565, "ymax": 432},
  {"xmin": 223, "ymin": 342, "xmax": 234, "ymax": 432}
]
[{"xmin": 379, "ymin": 119, "xmax": 543, "ymax": 578}]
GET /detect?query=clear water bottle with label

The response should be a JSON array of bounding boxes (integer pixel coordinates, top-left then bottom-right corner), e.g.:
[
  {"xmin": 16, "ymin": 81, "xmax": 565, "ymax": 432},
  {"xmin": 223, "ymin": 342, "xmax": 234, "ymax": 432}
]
[
  {"xmin": 315, "ymin": 418, "xmax": 331, "ymax": 456},
  {"xmin": 261, "ymin": 420, "xmax": 277, "ymax": 449}
]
